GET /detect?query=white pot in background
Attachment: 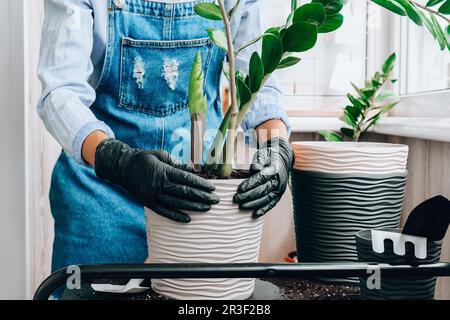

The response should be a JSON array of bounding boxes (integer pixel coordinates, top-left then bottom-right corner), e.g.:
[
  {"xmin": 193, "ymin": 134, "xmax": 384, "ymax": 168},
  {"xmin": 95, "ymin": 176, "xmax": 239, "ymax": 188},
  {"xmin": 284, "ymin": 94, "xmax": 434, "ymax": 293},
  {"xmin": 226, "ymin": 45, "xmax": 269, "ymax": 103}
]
[
  {"xmin": 292, "ymin": 142, "xmax": 409, "ymax": 174},
  {"xmin": 145, "ymin": 179, "xmax": 264, "ymax": 300}
]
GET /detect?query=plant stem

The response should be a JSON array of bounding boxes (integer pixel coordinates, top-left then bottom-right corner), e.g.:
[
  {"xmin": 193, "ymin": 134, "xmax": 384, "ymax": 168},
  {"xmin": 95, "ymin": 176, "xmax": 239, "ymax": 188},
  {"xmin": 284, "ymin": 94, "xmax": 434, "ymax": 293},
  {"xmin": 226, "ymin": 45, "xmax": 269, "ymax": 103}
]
[
  {"xmin": 411, "ymin": 0, "xmax": 450, "ymax": 23},
  {"xmin": 218, "ymin": 0, "xmax": 238, "ymax": 178}
]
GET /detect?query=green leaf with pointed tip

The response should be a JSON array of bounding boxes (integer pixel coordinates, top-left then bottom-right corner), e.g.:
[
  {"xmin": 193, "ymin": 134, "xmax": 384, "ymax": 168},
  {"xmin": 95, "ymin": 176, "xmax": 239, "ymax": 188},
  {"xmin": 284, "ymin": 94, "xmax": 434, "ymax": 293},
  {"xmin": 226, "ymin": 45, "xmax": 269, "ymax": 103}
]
[
  {"xmin": 430, "ymin": 13, "xmax": 447, "ymax": 50},
  {"xmin": 277, "ymin": 56, "xmax": 302, "ymax": 69},
  {"xmin": 351, "ymin": 82, "xmax": 368, "ymax": 101},
  {"xmin": 382, "ymin": 52, "xmax": 396, "ymax": 74},
  {"xmin": 392, "ymin": 0, "xmax": 423, "ymax": 26},
  {"xmin": 418, "ymin": 10, "xmax": 438, "ymax": 39},
  {"xmin": 207, "ymin": 29, "xmax": 228, "ymax": 51},
  {"xmin": 282, "ymin": 22, "xmax": 318, "ymax": 52},
  {"xmin": 249, "ymin": 52, "xmax": 264, "ymax": 93},
  {"xmin": 293, "ymin": 3, "xmax": 326, "ymax": 27},
  {"xmin": 427, "ymin": 0, "xmax": 445, "ymax": 6},
  {"xmin": 261, "ymin": 33, "xmax": 283, "ymax": 74},
  {"xmin": 318, "ymin": 13, "xmax": 344, "ymax": 33},
  {"xmin": 439, "ymin": 0, "xmax": 450, "ymax": 13},
  {"xmin": 320, "ymin": 131, "xmax": 343, "ymax": 142},
  {"xmin": 188, "ymin": 51, "xmax": 207, "ymax": 115},
  {"xmin": 312, "ymin": 0, "xmax": 343, "ymax": 15},
  {"xmin": 194, "ymin": 3, "xmax": 223, "ymax": 21},
  {"xmin": 236, "ymin": 72, "xmax": 252, "ymax": 107},
  {"xmin": 347, "ymin": 93, "xmax": 366, "ymax": 110},
  {"xmin": 371, "ymin": 0, "xmax": 406, "ymax": 16}
]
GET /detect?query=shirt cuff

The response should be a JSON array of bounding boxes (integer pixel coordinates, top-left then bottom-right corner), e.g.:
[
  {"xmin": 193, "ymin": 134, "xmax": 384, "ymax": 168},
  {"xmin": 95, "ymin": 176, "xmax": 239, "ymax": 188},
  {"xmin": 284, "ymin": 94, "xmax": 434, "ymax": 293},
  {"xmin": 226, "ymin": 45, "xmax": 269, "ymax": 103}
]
[
  {"xmin": 72, "ymin": 121, "xmax": 115, "ymax": 165},
  {"xmin": 241, "ymin": 103, "xmax": 292, "ymax": 135}
]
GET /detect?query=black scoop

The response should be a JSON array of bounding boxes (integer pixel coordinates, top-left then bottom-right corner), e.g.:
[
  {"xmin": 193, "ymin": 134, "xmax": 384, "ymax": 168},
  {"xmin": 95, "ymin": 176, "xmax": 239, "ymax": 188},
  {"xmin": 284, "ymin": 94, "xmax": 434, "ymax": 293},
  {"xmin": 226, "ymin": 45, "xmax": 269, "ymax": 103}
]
[{"xmin": 402, "ymin": 195, "xmax": 450, "ymax": 241}]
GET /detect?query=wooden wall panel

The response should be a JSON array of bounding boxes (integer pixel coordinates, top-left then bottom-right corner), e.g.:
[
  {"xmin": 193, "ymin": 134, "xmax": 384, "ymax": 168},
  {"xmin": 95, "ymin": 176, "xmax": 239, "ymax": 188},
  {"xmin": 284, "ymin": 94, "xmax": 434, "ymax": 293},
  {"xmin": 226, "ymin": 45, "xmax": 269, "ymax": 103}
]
[{"xmin": 27, "ymin": 0, "xmax": 60, "ymax": 295}]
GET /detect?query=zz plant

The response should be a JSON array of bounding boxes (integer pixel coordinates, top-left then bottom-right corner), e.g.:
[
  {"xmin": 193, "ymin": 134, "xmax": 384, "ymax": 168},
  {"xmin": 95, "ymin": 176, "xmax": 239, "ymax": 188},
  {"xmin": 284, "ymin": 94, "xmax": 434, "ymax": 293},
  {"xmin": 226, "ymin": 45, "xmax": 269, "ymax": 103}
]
[
  {"xmin": 320, "ymin": 53, "xmax": 399, "ymax": 142},
  {"xmin": 371, "ymin": 0, "xmax": 450, "ymax": 50},
  {"xmin": 189, "ymin": 0, "xmax": 346, "ymax": 178}
]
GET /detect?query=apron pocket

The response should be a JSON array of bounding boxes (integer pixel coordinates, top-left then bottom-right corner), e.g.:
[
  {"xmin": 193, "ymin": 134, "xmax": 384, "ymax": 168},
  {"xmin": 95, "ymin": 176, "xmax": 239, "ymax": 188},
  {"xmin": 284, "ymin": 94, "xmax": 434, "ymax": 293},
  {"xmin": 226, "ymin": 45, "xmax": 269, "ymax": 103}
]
[{"xmin": 119, "ymin": 37, "xmax": 213, "ymax": 116}]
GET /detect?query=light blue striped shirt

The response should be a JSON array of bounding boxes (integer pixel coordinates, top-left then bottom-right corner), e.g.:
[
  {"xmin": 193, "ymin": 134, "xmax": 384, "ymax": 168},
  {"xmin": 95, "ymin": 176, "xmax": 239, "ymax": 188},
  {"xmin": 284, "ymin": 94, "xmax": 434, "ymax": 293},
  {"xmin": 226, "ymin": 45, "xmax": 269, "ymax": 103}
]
[{"xmin": 38, "ymin": 0, "xmax": 290, "ymax": 164}]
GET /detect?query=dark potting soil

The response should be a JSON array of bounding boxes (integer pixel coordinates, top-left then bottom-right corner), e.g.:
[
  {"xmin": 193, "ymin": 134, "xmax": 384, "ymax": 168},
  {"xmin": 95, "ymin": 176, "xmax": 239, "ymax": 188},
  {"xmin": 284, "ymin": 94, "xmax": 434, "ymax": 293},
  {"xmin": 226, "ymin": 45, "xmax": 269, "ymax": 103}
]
[
  {"xmin": 197, "ymin": 169, "xmax": 252, "ymax": 180},
  {"xmin": 67, "ymin": 278, "xmax": 360, "ymax": 300},
  {"xmin": 263, "ymin": 278, "xmax": 360, "ymax": 300}
]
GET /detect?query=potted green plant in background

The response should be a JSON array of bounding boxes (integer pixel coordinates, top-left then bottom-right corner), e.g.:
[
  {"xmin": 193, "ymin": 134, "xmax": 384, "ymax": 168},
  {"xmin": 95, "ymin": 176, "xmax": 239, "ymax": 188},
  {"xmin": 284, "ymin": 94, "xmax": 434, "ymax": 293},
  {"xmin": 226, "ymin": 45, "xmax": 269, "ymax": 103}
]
[
  {"xmin": 145, "ymin": 0, "xmax": 346, "ymax": 300},
  {"xmin": 290, "ymin": 53, "xmax": 410, "ymax": 283}
]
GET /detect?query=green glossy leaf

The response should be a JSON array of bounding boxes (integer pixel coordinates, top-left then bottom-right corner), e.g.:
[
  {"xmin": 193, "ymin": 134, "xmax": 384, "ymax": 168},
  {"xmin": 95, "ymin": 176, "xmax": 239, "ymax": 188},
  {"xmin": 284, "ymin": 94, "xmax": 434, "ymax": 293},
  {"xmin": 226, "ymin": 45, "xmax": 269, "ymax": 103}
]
[
  {"xmin": 236, "ymin": 72, "xmax": 252, "ymax": 106},
  {"xmin": 249, "ymin": 52, "xmax": 264, "ymax": 93},
  {"xmin": 286, "ymin": 11, "xmax": 295, "ymax": 27},
  {"xmin": 282, "ymin": 22, "xmax": 318, "ymax": 52},
  {"xmin": 426, "ymin": 0, "xmax": 445, "ymax": 6},
  {"xmin": 207, "ymin": 28, "xmax": 228, "ymax": 51},
  {"xmin": 430, "ymin": 13, "xmax": 447, "ymax": 50},
  {"xmin": 382, "ymin": 52, "xmax": 396, "ymax": 74},
  {"xmin": 312, "ymin": 0, "xmax": 343, "ymax": 15},
  {"xmin": 341, "ymin": 109, "xmax": 357, "ymax": 127},
  {"xmin": 188, "ymin": 51, "xmax": 207, "ymax": 115},
  {"xmin": 194, "ymin": 3, "xmax": 223, "ymax": 21},
  {"xmin": 361, "ymin": 88, "xmax": 376, "ymax": 99},
  {"xmin": 418, "ymin": 10, "xmax": 438, "ymax": 39},
  {"xmin": 376, "ymin": 91, "xmax": 399, "ymax": 102},
  {"xmin": 345, "ymin": 105, "xmax": 362, "ymax": 122},
  {"xmin": 347, "ymin": 93, "xmax": 367, "ymax": 109},
  {"xmin": 277, "ymin": 56, "xmax": 302, "ymax": 69},
  {"xmin": 392, "ymin": 0, "xmax": 423, "ymax": 26},
  {"xmin": 293, "ymin": 3, "xmax": 326, "ymax": 27},
  {"xmin": 261, "ymin": 33, "xmax": 283, "ymax": 74},
  {"xmin": 320, "ymin": 131, "xmax": 343, "ymax": 142},
  {"xmin": 371, "ymin": 0, "xmax": 406, "ymax": 16},
  {"xmin": 439, "ymin": 0, "xmax": 450, "ymax": 13},
  {"xmin": 318, "ymin": 13, "xmax": 344, "ymax": 33},
  {"xmin": 340, "ymin": 127, "xmax": 355, "ymax": 139}
]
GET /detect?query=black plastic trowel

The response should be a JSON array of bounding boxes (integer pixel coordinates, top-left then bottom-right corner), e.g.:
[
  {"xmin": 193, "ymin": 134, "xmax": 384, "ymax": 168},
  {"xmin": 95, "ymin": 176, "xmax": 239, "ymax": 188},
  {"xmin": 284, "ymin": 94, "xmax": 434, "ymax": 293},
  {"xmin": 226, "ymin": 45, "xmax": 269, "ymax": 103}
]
[
  {"xmin": 403, "ymin": 195, "xmax": 450, "ymax": 241},
  {"xmin": 371, "ymin": 195, "xmax": 450, "ymax": 260}
]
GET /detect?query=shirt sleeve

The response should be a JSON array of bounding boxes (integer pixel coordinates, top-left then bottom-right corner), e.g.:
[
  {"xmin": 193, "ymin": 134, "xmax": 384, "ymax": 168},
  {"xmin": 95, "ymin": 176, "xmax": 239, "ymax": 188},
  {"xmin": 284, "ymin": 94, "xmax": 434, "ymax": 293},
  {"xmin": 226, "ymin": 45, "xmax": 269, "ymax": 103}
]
[
  {"xmin": 230, "ymin": 0, "xmax": 291, "ymax": 133},
  {"xmin": 37, "ymin": 0, "xmax": 114, "ymax": 165}
]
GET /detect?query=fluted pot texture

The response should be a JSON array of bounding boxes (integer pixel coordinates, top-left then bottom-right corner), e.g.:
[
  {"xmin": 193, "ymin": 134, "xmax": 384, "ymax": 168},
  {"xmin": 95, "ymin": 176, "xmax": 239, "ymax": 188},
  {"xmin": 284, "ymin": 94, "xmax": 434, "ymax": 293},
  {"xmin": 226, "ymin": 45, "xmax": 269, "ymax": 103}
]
[{"xmin": 145, "ymin": 179, "xmax": 264, "ymax": 300}]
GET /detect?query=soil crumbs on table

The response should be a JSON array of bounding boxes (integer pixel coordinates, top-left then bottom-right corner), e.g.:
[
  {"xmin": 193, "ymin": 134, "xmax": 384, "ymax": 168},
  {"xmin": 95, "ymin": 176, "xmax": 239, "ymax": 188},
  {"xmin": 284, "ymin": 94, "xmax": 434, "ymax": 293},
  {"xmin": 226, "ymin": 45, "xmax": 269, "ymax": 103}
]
[{"xmin": 264, "ymin": 278, "xmax": 360, "ymax": 300}]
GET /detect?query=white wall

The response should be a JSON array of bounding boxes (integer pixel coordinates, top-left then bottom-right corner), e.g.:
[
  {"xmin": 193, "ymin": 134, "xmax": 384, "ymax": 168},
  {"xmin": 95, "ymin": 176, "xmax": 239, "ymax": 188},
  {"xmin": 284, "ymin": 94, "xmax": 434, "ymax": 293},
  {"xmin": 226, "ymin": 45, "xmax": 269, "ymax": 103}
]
[{"xmin": 0, "ymin": 0, "xmax": 28, "ymax": 299}]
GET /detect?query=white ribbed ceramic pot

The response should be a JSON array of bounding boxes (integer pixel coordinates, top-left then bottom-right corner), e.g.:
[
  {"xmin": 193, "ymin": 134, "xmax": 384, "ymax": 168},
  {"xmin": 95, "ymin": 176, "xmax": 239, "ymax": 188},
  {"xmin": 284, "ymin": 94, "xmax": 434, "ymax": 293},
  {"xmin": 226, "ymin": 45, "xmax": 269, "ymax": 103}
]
[
  {"xmin": 145, "ymin": 179, "xmax": 264, "ymax": 300},
  {"xmin": 292, "ymin": 142, "xmax": 409, "ymax": 174}
]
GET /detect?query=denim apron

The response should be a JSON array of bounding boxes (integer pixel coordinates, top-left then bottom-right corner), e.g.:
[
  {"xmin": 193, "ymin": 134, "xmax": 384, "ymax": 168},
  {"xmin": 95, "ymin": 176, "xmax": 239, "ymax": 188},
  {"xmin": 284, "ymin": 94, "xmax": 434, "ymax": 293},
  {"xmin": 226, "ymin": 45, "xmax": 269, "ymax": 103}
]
[{"xmin": 49, "ymin": 0, "xmax": 225, "ymax": 272}]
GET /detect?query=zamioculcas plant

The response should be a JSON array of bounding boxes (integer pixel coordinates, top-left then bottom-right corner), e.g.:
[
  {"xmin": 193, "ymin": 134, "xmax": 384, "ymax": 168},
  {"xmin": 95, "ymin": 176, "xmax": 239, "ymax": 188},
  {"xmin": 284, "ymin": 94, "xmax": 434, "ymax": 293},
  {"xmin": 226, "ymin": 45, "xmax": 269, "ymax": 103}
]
[
  {"xmin": 190, "ymin": 0, "xmax": 346, "ymax": 178},
  {"xmin": 371, "ymin": 0, "xmax": 450, "ymax": 50},
  {"xmin": 320, "ymin": 53, "xmax": 400, "ymax": 142}
]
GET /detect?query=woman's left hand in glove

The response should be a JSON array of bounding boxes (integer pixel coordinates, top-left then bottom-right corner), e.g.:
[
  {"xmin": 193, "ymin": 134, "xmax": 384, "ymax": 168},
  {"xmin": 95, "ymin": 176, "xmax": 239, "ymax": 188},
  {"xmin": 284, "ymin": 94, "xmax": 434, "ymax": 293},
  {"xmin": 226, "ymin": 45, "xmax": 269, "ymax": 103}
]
[{"xmin": 233, "ymin": 137, "xmax": 294, "ymax": 218}]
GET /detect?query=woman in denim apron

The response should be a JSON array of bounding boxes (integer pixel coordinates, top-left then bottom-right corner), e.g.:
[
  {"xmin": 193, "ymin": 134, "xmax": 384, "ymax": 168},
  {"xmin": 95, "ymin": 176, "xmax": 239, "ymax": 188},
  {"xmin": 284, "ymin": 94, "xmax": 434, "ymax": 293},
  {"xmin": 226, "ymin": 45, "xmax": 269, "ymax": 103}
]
[{"xmin": 38, "ymin": 0, "xmax": 292, "ymax": 276}]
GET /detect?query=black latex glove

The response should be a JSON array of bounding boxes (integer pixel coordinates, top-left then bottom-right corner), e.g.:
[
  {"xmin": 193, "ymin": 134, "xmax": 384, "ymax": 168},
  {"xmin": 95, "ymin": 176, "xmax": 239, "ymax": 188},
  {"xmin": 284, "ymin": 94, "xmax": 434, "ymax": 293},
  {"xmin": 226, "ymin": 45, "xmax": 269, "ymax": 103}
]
[
  {"xmin": 233, "ymin": 137, "xmax": 294, "ymax": 218},
  {"xmin": 95, "ymin": 138, "xmax": 219, "ymax": 223}
]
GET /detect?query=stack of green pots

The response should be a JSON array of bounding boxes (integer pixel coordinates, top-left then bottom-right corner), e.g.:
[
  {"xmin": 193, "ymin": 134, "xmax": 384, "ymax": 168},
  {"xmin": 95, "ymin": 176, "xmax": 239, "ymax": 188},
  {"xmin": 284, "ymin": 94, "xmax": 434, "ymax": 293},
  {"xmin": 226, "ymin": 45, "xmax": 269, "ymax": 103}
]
[
  {"xmin": 356, "ymin": 229, "xmax": 442, "ymax": 300},
  {"xmin": 291, "ymin": 142, "xmax": 409, "ymax": 283}
]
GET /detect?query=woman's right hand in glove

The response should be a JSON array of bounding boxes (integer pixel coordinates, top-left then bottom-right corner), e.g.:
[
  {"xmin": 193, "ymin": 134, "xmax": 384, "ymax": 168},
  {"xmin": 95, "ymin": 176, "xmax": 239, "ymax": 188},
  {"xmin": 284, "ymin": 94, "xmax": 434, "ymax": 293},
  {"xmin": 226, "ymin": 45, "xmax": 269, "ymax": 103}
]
[{"xmin": 94, "ymin": 138, "xmax": 219, "ymax": 223}]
